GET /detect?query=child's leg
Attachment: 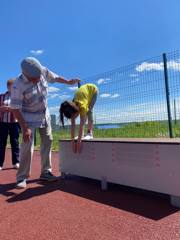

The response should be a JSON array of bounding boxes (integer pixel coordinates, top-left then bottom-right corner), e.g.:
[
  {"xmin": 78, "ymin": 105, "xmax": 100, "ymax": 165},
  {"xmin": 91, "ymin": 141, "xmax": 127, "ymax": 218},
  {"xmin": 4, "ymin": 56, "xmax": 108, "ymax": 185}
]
[
  {"xmin": 83, "ymin": 112, "xmax": 93, "ymax": 140},
  {"xmin": 87, "ymin": 111, "xmax": 93, "ymax": 134},
  {"xmin": 87, "ymin": 91, "xmax": 98, "ymax": 134}
]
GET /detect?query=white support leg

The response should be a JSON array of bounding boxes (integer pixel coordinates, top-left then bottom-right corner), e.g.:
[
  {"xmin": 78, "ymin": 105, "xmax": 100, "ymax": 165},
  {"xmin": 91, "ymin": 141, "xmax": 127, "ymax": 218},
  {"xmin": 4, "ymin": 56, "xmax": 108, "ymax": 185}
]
[
  {"xmin": 170, "ymin": 195, "xmax": 180, "ymax": 208},
  {"xmin": 101, "ymin": 176, "xmax": 108, "ymax": 190}
]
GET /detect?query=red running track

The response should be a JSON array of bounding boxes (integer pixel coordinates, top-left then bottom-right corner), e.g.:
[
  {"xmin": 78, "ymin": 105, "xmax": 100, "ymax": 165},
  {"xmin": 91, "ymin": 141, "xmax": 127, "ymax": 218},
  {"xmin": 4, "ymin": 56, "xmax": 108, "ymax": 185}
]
[{"xmin": 0, "ymin": 148, "xmax": 180, "ymax": 240}]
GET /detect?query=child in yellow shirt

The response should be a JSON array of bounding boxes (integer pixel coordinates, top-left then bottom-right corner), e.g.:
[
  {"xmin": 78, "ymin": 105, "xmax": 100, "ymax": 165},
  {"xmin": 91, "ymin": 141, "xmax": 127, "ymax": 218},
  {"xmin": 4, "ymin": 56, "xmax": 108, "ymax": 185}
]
[{"xmin": 60, "ymin": 83, "xmax": 98, "ymax": 153}]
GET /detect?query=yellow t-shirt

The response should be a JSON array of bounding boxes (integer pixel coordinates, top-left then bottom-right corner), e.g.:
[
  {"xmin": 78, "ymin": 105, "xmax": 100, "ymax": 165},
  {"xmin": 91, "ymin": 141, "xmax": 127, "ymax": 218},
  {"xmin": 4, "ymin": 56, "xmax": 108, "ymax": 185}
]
[{"xmin": 74, "ymin": 84, "xmax": 98, "ymax": 116}]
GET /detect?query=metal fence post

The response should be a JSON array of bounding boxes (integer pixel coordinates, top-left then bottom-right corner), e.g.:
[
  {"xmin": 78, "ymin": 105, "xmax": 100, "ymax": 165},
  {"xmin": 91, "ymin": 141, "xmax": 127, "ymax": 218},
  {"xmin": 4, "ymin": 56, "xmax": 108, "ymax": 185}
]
[
  {"xmin": 163, "ymin": 53, "xmax": 173, "ymax": 138},
  {"xmin": 34, "ymin": 129, "xmax": 37, "ymax": 146},
  {"xmin": 174, "ymin": 99, "xmax": 177, "ymax": 125}
]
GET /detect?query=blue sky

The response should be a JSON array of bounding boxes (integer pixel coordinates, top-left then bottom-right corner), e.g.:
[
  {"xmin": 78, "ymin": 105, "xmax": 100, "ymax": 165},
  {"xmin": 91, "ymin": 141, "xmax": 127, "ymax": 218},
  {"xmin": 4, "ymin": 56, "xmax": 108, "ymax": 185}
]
[{"xmin": 0, "ymin": 0, "xmax": 180, "ymax": 123}]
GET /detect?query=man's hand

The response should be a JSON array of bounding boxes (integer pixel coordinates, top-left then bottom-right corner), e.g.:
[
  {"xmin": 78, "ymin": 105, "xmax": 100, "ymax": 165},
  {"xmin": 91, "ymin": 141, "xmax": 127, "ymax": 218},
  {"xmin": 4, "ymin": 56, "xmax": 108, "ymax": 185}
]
[
  {"xmin": 56, "ymin": 77, "xmax": 80, "ymax": 85},
  {"xmin": 69, "ymin": 78, "xmax": 80, "ymax": 85},
  {"xmin": 23, "ymin": 128, "xmax": 32, "ymax": 142}
]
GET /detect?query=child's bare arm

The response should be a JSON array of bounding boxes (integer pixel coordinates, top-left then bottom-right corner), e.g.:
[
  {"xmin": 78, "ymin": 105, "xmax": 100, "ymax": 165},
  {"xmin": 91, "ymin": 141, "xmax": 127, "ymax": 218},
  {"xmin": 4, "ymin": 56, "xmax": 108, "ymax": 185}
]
[{"xmin": 78, "ymin": 116, "xmax": 86, "ymax": 141}]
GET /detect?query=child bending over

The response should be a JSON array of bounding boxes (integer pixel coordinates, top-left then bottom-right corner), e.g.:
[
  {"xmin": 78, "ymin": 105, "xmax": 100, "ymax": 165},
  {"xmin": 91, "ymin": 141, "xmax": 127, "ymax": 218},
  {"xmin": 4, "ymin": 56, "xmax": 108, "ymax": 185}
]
[{"xmin": 60, "ymin": 83, "xmax": 98, "ymax": 153}]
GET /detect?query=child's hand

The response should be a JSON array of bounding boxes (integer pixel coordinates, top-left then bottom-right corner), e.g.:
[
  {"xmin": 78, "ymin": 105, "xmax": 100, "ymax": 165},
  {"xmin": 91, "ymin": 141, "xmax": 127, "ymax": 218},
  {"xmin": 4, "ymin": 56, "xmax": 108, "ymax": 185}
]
[
  {"xmin": 77, "ymin": 140, "xmax": 83, "ymax": 153},
  {"xmin": 72, "ymin": 141, "xmax": 77, "ymax": 153}
]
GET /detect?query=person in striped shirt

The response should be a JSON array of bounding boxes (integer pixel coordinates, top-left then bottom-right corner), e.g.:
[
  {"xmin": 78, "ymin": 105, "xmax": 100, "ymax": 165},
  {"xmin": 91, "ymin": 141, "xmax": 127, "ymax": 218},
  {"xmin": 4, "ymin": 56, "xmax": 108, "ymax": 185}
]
[
  {"xmin": 11, "ymin": 57, "xmax": 80, "ymax": 188},
  {"xmin": 0, "ymin": 79, "xmax": 20, "ymax": 170}
]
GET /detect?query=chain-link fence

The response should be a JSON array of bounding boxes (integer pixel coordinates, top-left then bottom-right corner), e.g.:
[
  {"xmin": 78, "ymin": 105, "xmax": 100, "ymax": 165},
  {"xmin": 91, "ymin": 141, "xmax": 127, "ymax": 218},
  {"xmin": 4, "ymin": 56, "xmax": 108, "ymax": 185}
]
[{"xmin": 43, "ymin": 50, "xmax": 180, "ymax": 149}]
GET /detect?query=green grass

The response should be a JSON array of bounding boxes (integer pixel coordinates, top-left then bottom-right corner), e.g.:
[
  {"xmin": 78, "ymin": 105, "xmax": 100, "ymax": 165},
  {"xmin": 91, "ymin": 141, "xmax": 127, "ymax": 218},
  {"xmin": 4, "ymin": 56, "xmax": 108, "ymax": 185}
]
[
  {"xmin": 10, "ymin": 121, "xmax": 180, "ymax": 151},
  {"xmin": 36, "ymin": 121, "xmax": 180, "ymax": 150}
]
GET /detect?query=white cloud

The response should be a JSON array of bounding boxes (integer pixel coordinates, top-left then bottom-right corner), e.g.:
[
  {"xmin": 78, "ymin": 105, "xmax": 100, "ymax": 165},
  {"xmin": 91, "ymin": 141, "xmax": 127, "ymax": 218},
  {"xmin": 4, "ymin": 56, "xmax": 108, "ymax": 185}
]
[
  {"xmin": 167, "ymin": 60, "xmax": 180, "ymax": 71},
  {"xmin": 59, "ymin": 94, "xmax": 71, "ymax": 100},
  {"xmin": 49, "ymin": 106, "xmax": 60, "ymax": 115},
  {"xmin": 136, "ymin": 60, "xmax": 180, "ymax": 72},
  {"xmin": 48, "ymin": 93, "xmax": 71, "ymax": 100},
  {"xmin": 136, "ymin": 62, "xmax": 164, "ymax": 72},
  {"xmin": 48, "ymin": 86, "xmax": 60, "ymax": 93},
  {"xmin": 97, "ymin": 78, "xmax": 105, "ymax": 85},
  {"xmin": 30, "ymin": 49, "xmax": 44, "ymax": 56},
  {"xmin": 129, "ymin": 74, "xmax": 139, "ymax": 77},
  {"xmin": 100, "ymin": 93, "xmax": 120, "ymax": 98},
  {"xmin": 68, "ymin": 86, "xmax": 78, "ymax": 91},
  {"xmin": 48, "ymin": 93, "xmax": 59, "ymax": 99},
  {"xmin": 97, "ymin": 78, "xmax": 110, "ymax": 85},
  {"xmin": 100, "ymin": 93, "xmax": 111, "ymax": 98},
  {"xmin": 111, "ymin": 93, "xmax": 120, "ymax": 98}
]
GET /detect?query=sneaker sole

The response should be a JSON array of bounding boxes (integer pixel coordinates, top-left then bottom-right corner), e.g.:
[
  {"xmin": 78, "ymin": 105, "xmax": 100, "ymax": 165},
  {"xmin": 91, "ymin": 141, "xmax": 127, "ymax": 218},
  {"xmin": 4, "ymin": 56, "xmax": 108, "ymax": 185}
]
[
  {"xmin": 39, "ymin": 177, "xmax": 59, "ymax": 182},
  {"xmin": 83, "ymin": 138, "xmax": 93, "ymax": 140},
  {"xmin": 16, "ymin": 184, "xmax": 26, "ymax": 189}
]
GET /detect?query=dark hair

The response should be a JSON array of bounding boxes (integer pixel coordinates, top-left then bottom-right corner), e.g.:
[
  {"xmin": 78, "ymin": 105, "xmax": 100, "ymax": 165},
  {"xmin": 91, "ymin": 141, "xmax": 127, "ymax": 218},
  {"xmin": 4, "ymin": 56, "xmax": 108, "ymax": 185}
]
[{"xmin": 59, "ymin": 101, "xmax": 78, "ymax": 127}]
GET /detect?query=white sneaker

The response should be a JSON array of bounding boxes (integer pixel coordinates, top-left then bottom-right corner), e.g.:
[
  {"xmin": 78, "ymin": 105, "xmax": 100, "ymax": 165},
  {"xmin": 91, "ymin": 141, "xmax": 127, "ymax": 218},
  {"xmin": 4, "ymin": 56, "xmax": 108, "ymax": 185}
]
[
  {"xmin": 74, "ymin": 136, "xmax": 85, "ymax": 140},
  {"xmin": 83, "ymin": 134, "xmax": 93, "ymax": 140},
  {"xmin": 16, "ymin": 179, "xmax": 27, "ymax": 189},
  {"xmin": 0, "ymin": 166, "xmax": 2, "ymax": 171},
  {"xmin": 13, "ymin": 163, "xmax": 20, "ymax": 169}
]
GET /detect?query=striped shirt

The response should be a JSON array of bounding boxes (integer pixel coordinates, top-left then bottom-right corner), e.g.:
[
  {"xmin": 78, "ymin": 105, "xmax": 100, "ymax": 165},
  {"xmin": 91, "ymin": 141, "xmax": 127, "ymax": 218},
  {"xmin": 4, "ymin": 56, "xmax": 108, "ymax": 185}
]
[
  {"xmin": 0, "ymin": 91, "xmax": 17, "ymax": 123},
  {"xmin": 11, "ymin": 67, "xmax": 58, "ymax": 128}
]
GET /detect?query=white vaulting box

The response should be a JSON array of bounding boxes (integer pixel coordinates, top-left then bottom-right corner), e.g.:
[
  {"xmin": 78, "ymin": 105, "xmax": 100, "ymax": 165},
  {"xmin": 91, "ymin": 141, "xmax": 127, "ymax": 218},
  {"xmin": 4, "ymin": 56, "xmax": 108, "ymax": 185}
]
[{"xmin": 59, "ymin": 138, "xmax": 180, "ymax": 207}]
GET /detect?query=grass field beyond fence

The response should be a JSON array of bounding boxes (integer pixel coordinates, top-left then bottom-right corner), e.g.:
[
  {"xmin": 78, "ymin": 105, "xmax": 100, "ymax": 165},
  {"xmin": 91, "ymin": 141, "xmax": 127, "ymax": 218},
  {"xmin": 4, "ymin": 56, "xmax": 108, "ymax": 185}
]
[
  {"xmin": 31, "ymin": 120, "xmax": 180, "ymax": 151},
  {"xmin": 7, "ymin": 121, "xmax": 180, "ymax": 151}
]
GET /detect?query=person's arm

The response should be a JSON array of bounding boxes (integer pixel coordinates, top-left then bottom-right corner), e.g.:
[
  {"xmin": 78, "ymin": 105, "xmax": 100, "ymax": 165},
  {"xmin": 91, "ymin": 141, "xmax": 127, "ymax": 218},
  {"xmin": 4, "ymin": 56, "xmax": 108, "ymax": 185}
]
[
  {"xmin": 78, "ymin": 116, "xmax": 86, "ymax": 141},
  {"xmin": 71, "ymin": 117, "xmax": 76, "ymax": 153},
  {"xmin": 12, "ymin": 109, "xmax": 27, "ymax": 129},
  {"xmin": 0, "ymin": 106, "xmax": 12, "ymax": 112},
  {"xmin": 76, "ymin": 116, "xmax": 86, "ymax": 153},
  {"xmin": 12, "ymin": 109, "xmax": 31, "ymax": 142},
  {"xmin": 55, "ymin": 76, "xmax": 80, "ymax": 85},
  {"xmin": 43, "ymin": 67, "xmax": 80, "ymax": 85},
  {"xmin": 10, "ymin": 80, "xmax": 31, "ymax": 142}
]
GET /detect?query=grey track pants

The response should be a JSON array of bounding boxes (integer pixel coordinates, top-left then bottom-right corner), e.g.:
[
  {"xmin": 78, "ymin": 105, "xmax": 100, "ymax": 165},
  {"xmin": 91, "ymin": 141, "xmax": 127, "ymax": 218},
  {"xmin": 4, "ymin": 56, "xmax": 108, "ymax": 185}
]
[{"xmin": 16, "ymin": 121, "xmax": 53, "ymax": 182}]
